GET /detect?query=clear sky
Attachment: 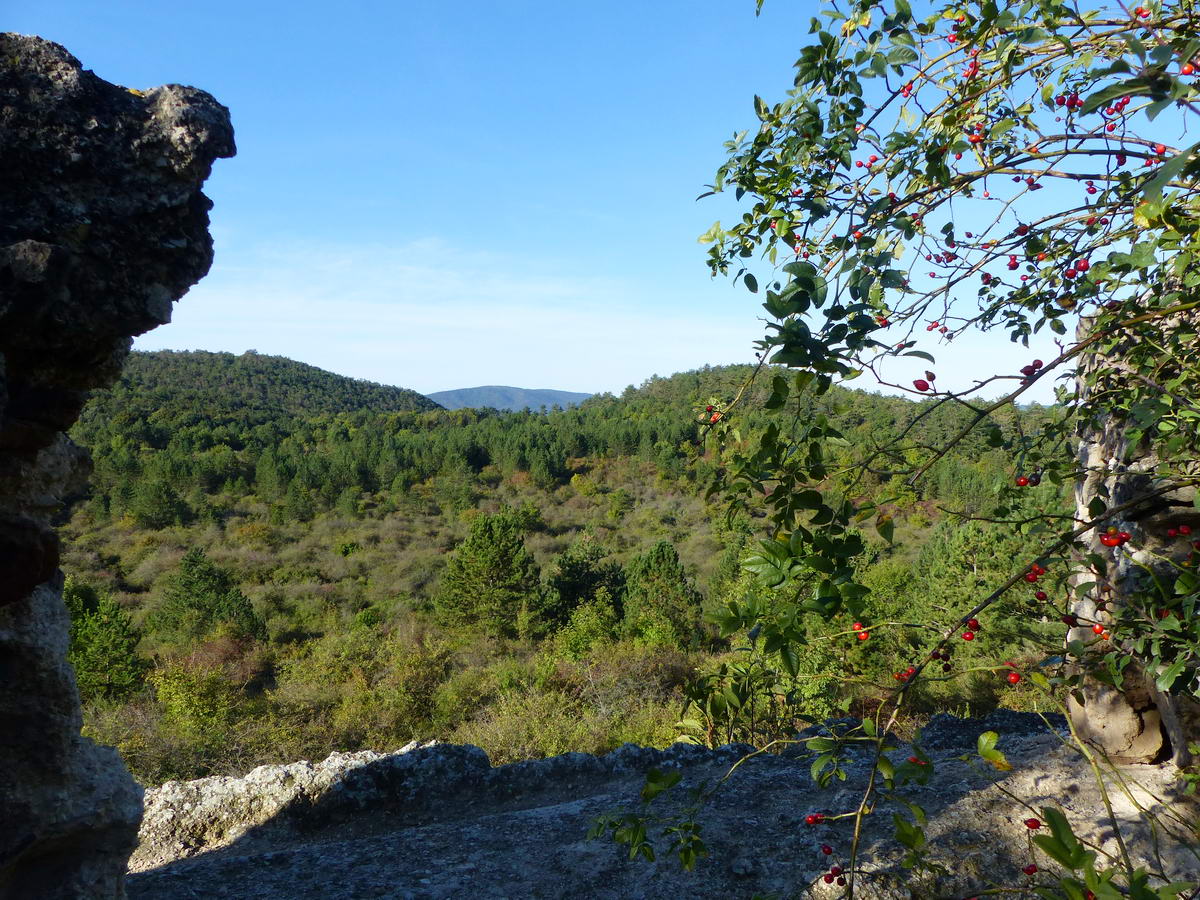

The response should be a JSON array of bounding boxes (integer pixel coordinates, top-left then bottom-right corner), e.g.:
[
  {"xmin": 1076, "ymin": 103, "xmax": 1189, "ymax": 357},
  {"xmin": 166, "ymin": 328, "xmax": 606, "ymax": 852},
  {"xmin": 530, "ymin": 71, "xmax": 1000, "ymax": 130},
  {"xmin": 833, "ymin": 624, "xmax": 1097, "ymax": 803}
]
[{"xmin": 9, "ymin": 0, "xmax": 1062, "ymax": 400}]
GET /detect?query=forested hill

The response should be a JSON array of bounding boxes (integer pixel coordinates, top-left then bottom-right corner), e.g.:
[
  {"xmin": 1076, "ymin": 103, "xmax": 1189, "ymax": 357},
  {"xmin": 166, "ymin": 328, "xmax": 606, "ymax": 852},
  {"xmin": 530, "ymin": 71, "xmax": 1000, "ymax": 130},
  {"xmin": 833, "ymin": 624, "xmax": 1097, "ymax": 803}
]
[
  {"xmin": 80, "ymin": 350, "xmax": 440, "ymax": 433},
  {"xmin": 428, "ymin": 386, "xmax": 593, "ymax": 411}
]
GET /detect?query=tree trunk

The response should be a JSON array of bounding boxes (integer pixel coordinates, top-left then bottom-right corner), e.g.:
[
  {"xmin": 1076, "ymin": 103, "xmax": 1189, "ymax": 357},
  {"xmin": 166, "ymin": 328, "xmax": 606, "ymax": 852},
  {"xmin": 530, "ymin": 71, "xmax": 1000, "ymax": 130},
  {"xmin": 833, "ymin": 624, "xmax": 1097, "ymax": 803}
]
[{"xmin": 1069, "ymin": 318, "xmax": 1200, "ymax": 765}]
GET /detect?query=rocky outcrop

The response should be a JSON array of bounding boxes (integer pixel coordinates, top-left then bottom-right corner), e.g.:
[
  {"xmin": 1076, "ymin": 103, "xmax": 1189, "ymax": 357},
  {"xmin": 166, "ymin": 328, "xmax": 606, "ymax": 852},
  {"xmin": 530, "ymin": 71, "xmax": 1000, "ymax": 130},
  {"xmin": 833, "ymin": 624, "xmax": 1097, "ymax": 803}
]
[
  {"xmin": 127, "ymin": 714, "xmax": 1199, "ymax": 899},
  {"xmin": 0, "ymin": 34, "xmax": 232, "ymax": 899}
]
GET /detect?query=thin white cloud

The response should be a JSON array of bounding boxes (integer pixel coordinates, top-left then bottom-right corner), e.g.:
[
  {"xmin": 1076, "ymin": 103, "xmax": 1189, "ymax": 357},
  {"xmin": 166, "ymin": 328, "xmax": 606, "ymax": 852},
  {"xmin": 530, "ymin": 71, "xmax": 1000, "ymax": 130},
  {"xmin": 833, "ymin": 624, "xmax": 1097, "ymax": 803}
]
[
  {"xmin": 140, "ymin": 237, "xmax": 765, "ymax": 395},
  {"xmin": 141, "ymin": 236, "xmax": 1064, "ymax": 403}
]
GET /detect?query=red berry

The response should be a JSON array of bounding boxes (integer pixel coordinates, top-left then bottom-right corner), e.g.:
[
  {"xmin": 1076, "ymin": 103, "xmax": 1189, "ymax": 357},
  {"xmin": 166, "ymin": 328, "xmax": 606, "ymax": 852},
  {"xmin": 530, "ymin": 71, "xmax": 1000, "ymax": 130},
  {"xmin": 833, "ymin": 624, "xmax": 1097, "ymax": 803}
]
[
  {"xmin": 1007, "ymin": 671, "xmax": 1022, "ymax": 684},
  {"xmin": 1168, "ymin": 528, "xmax": 1178, "ymax": 538},
  {"xmin": 1062, "ymin": 614, "xmax": 1078, "ymax": 626},
  {"xmin": 913, "ymin": 379, "xmax": 930, "ymax": 392},
  {"xmin": 806, "ymin": 814, "xmax": 819, "ymax": 825},
  {"xmin": 1155, "ymin": 143, "xmax": 1167, "ymax": 155},
  {"xmin": 852, "ymin": 622, "xmax": 863, "ymax": 631},
  {"xmin": 830, "ymin": 866, "xmax": 842, "ymax": 876},
  {"xmin": 1184, "ymin": 63, "xmax": 1196, "ymax": 75},
  {"xmin": 823, "ymin": 873, "xmax": 834, "ymax": 884},
  {"xmin": 1024, "ymin": 818, "xmax": 1042, "ymax": 829},
  {"xmin": 967, "ymin": 619, "xmax": 980, "ymax": 631},
  {"xmin": 1023, "ymin": 863, "xmax": 1039, "ymax": 875},
  {"xmin": 1016, "ymin": 476, "xmax": 1029, "ymax": 487},
  {"xmin": 942, "ymin": 662, "xmax": 952, "ymax": 672},
  {"xmin": 858, "ymin": 631, "xmax": 870, "ymax": 641},
  {"xmin": 962, "ymin": 631, "xmax": 975, "ymax": 641},
  {"xmin": 1035, "ymin": 591, "xmax": 1048, "ymax": 601},
  {"xmin": 1180, "ymin": 525, "xmax": 1192, "ymax": 536},
  {"xmin": 821, "ymin": 844, "xmax": 833, "ymax": 855},
  {"xmin": 1093, "ymin": 623, "xmax": 1105, "ymax": 634},
  {"xmin": 1025, "ymin": 572, "xmax": 1039, "ymax": 583}
]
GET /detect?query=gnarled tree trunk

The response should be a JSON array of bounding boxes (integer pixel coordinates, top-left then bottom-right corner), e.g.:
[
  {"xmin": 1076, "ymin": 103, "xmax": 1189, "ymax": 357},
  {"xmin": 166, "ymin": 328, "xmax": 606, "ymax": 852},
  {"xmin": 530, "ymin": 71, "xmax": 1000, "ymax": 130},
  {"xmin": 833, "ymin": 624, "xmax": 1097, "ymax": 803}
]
[{"xmin": 1069, "ymin": 316, "xmax": 1200, "ymax": 765}]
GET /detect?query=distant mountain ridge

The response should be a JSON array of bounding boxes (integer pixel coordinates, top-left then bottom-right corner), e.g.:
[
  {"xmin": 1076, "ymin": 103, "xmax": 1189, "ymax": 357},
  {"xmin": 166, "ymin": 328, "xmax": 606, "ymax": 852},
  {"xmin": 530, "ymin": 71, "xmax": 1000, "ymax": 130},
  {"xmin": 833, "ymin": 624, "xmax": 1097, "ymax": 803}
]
[{"xmin": 427, "ymin": 386, "xmax": 592, "ymax": 411}]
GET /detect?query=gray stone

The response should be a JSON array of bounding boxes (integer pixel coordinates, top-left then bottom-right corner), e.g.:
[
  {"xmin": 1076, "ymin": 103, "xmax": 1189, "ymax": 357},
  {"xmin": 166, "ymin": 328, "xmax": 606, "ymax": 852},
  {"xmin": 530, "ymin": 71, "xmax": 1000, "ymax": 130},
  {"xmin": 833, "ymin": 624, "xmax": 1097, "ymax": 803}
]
[
  {"xmin": 125, "ymin": 725, "xmax": 1200, "ymax": 899},
  {"xmin": 0, "ymin": 33, "xmax": 232, "ymax": 899}
]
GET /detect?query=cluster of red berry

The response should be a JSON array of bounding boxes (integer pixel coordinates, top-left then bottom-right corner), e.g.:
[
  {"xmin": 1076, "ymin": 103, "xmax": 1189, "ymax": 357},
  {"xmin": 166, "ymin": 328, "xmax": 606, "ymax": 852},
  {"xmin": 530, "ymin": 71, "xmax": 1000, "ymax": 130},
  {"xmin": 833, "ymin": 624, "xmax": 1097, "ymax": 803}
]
[
  {"xmin": 1166, "ymin": 524, "xmax": 1193, "ymax": 539},
  {"xmin": 1132, "ymin": 4, "xmax": 1151, "ymax": 15},
  {"xmin": 961, "ymin": 617, "xmax": 981, "ymax": 641},
  {"xmin": 1054, "ymin": 92, "xmax": 1084, "ymax": 109},
  {"xmin": 1024, "ymin": 562, "xmax": 1047, "ymax": 583},
  {"xmin": 851, "ymin": 621, "xmax": 870, "ymax": 641},
  {"xmin": 913, "ymin": 371, "xmax": 936, "ymax": 392},
  {"xmin": 1014, "ymin": 472, "xmax": 1042, "ymax": 486},
  {"xmin": 703, "ymin": 405, "xmax": 721, "ymax": 424},
  {"xmin": 804, "ymin": 813, "xmax": 826, "ymax": 825},
  {"xmin": 821, "ymin": 865, "xmax": 846, "ymax": 885},
  {"xmin": 1099, "ymin": 526, "xmax": 1132, "ymax": 548},
  {"xmin": 893, "ymin": 665, "xmax": 916, "ymax": 682}
]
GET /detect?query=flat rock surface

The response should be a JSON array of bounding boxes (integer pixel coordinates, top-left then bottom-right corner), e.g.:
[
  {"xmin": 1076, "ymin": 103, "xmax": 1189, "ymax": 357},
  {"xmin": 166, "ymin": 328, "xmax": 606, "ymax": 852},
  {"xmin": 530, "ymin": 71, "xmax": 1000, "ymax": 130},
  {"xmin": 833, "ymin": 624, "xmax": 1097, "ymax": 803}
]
[{"xmin": 126, "ymin": 713, "xmax": 1200, "ymax": 899}]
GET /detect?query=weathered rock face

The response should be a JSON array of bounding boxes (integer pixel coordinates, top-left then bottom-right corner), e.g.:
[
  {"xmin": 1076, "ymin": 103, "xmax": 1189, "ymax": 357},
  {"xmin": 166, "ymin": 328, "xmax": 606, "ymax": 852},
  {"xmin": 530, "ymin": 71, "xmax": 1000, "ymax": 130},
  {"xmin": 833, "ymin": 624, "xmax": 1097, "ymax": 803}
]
[
  {"xmin": 0, "ymin": 34, "xmax": 233, "ymax": 899},
  {"xmin": 126, "ymin": 715, "xmax": 1200, "ymax": 899},
  {"xmin": 1069, "ymin": 316, "xmax": 1200, "ymax": 765}
]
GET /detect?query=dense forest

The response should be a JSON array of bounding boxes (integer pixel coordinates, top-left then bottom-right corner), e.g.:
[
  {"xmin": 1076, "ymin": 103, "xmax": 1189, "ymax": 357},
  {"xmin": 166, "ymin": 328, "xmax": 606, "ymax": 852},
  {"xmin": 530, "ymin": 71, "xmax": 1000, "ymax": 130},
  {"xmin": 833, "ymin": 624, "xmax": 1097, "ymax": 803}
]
[{"xmin": 62, "ymin": 350, "xmax": 1066, "ymax": 785}]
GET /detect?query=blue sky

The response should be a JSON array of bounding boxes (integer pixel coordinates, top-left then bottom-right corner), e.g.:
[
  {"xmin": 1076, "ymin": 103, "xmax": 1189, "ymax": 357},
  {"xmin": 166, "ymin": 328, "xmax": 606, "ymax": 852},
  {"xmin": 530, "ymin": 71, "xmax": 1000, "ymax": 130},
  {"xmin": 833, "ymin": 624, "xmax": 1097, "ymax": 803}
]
[{"xmin": 10, "ymin": 0, "xmax": 1063, "ymax": 399}]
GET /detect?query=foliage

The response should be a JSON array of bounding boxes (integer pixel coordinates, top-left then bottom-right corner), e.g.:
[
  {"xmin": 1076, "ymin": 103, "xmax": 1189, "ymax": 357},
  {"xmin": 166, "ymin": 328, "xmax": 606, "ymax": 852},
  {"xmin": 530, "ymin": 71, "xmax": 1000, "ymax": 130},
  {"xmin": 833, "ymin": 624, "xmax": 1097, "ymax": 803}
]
[
  {"xmin": 543, "ymin": 537, "xmax": 626, "ymax": 626},
  {"xmin": 434, "ymin": 510, "xmax": 542, "ymax": 637},
  {"xmin": 622, "ymin": 541, "xmax": 706, "ymax": 649},
  {"xmin": 151, "ymin": 548, "xmax": 267, "ymax": 645},
  {"xmin": 594, "ymin": 0, "xmax": 1200, "ymax": 894},
  {"xmin": 63, "ymin": 576, "xmax": 149, "ymax": 703}
]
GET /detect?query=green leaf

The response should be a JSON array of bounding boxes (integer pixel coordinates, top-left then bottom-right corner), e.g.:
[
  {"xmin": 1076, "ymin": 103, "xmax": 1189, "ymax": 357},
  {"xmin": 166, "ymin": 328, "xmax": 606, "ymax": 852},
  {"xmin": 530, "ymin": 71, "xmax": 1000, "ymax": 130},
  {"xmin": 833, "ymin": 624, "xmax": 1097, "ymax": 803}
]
[
  {"xmin": 779, "ymin": 642, "xmax": 800, "ymax": 677},
  {"xmin": 1155, "ymin": 657, "xmax": 1186, "ymax": 693},
  {"xmin": 640, "ymin": 768, "xmax": 682, "ymax": 802},
  {"xmin": 877, "ymin": 513, "xmax": 895, "ymax": 544}
]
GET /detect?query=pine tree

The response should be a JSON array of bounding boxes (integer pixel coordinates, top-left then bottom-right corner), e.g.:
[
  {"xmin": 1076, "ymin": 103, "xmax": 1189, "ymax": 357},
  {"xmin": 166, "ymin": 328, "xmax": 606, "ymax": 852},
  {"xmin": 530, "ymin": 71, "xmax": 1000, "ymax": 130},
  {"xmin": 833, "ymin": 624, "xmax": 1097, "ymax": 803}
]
[
  {"xmin": 151, "ymin": 548, "xmax": 266, "ymax": 644},
  {"xmin": 63, "ymin": 577, "xmax": 149, "ymax": 702},
  {"xmin": 434, "ymin": 513, "xmax": 541, "ymax": 637},
  {"xmin": 543, "ymin": 538, "xmax": 625, "ymax": 627},
  {"xmin": 622, "ymin": 541, "xmax": 703, "ymax": 649}
]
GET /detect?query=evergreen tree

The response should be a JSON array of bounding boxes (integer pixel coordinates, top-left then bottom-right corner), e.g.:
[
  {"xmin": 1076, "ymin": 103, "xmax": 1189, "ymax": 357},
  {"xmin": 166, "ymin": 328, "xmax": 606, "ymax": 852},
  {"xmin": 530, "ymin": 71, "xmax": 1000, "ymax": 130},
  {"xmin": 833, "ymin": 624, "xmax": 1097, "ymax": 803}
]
[
  {"xmin": 434, "ymin": 512, "xmax": 541, "ymax": 637},
  {"xmin": 63, "ymin": 577, "xmax": 149, "ymax": 702},
  {"xmin": 622, "ymin": 541, "xmax": 703, "ymax": 649},
  {"xmin": 128, "ymin": 477, "xmax": 190, "ymax": 529},
  {"xmin": 151, "ymin": 548, "xmax": 266, "ymax": 644},
  {"xmin": 543, "ymin": 538, "xmax": 626, "ymax": 627}
]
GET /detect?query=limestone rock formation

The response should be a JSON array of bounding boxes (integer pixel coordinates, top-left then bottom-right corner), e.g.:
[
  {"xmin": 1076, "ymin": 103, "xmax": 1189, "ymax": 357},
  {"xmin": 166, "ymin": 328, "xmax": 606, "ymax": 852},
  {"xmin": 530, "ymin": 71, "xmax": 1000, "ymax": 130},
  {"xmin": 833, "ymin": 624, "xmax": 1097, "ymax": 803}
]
[
  {"xmin": 0, "ymin": 34, "xmax": 233, "ymax": 899},
  {"xmin": 126, "ymin": 714, "xmax": 1199, "ymax": 899}
]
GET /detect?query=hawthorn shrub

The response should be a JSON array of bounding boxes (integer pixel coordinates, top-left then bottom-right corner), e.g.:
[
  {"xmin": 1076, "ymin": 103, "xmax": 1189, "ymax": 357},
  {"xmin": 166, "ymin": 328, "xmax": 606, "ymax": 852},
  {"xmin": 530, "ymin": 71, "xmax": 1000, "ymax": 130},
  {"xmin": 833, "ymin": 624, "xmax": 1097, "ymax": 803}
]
[{"xmin": 596, "ymin": 0, "xmax": 1200, "ymax": 895}]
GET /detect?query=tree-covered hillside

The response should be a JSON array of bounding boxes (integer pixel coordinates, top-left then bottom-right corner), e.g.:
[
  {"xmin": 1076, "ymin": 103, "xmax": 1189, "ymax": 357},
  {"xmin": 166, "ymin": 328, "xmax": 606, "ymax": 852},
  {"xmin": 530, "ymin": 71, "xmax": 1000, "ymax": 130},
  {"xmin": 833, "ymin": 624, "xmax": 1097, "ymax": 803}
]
[
  {"xmin": 62, "ymin": 354, "xmax": 1066, "ymax": 787},
  {"xmin": 86, "ymin": 350, "xmax": 440, "ymax": 432}
]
